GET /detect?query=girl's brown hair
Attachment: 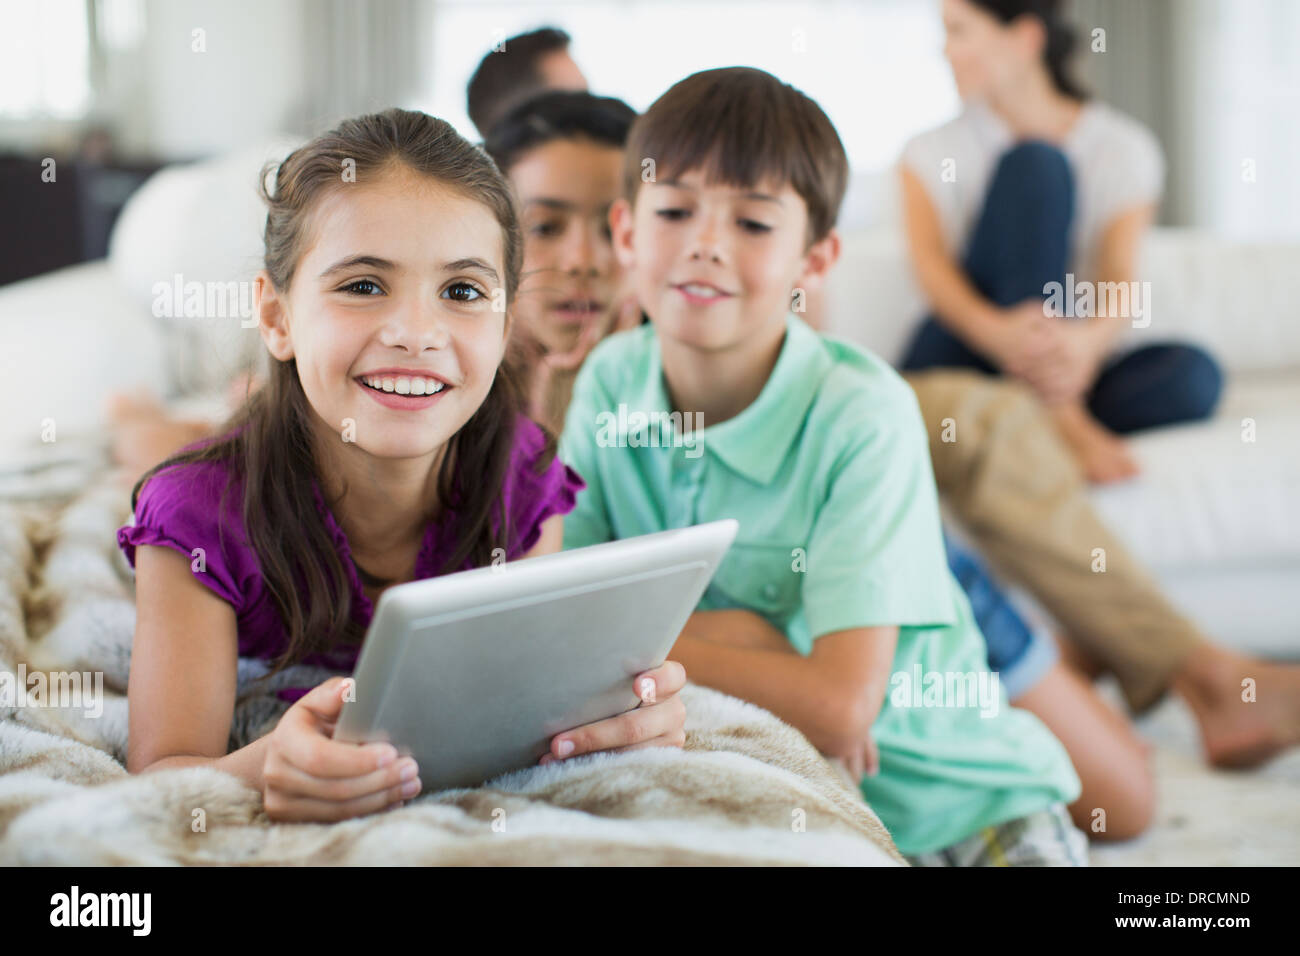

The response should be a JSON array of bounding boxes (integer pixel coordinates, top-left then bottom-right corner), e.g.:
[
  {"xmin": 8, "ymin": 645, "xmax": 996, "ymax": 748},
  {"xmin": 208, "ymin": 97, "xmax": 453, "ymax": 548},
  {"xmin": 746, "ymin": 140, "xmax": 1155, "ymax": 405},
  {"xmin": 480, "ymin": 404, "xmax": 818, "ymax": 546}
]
[{"xmin": 130, "ymin": 108, "xmax": 541, "ymax": 696}]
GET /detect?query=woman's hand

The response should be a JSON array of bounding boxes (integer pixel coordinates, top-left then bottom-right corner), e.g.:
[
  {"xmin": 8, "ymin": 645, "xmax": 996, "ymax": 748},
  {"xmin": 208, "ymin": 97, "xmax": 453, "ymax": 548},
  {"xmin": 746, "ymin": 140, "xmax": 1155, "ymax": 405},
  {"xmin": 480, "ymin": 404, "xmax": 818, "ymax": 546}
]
[
  {"xmin": 539, "ymin": 660, "xmax": 688, "ymax": 765},
  {"xmin": 261, "ymin": 676, "xmax": 420, "ymax": 822},
  {"xmin": 979, "ymin": 302, "xmax": 1108, "ymax": 406},
  {"xmin": 1030, "ymin": 320, "xmax": 1107, "ymax": 404},
  {"xmin": 976, "ymin": 300, "xmax": 1062, "ymax": 380}
]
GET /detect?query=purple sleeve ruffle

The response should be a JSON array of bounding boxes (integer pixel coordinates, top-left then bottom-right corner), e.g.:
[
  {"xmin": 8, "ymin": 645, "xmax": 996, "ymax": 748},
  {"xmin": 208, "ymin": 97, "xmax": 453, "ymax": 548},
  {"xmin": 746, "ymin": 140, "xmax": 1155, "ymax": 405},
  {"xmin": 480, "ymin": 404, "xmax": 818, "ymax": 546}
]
[{"xmin": 508, "ymin": 415, "xmax": 587, "ymax": 557}]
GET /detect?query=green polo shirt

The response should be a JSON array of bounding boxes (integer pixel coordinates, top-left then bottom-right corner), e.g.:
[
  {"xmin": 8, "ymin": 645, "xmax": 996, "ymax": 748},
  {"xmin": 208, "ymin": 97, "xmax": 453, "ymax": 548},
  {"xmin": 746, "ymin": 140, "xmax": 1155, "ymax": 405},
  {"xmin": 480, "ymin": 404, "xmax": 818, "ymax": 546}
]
[{"xmin": 558, "ymin": 314, "xmax": 1080, "ymax": 856}]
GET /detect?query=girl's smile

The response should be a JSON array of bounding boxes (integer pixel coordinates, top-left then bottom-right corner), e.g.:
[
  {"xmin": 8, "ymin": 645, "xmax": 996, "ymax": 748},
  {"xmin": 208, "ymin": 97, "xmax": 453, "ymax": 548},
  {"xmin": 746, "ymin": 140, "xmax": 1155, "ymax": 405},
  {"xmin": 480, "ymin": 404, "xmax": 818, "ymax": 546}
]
[
  {"xmin": 355, "ymin": 375, "xmax": 452, "ymax": 410},
  {"xmin": 257, "ymin": 165, "xmax": 509, "ymax": 461}
]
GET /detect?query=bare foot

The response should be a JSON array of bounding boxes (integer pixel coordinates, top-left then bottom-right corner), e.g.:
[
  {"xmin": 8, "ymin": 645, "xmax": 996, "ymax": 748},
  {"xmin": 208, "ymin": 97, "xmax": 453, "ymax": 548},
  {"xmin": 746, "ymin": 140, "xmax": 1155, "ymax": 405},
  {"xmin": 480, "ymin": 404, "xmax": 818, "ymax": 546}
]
[
  {"xmin": 1174, "ymin": 644, "xmax": 1300, "ymax": 768},
  {"xmin": 111, "ymin": 418, "xmax": 212, "ymax": 475},
  {"xmin": 1050, "ymin": 402, "xmax": 1140, "ymax": 484},
  {"xmin": 105, "ymin": 387, "xmax": 165, "ymax": 425}
]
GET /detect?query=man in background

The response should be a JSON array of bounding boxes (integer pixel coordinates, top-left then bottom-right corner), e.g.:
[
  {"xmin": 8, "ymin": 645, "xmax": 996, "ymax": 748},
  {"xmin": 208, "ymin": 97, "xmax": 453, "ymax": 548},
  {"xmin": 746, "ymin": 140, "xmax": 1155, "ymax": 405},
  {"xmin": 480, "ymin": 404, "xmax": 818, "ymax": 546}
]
[{"xmin": 466, "ymin": 26, "xmax": 587, "ymax": 138}]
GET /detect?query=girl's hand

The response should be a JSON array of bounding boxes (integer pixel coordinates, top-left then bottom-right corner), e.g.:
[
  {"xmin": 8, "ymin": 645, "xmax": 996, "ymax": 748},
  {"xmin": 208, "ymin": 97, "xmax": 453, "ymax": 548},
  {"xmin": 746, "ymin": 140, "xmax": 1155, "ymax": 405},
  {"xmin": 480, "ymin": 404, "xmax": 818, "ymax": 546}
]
[
  {"xmin": 540, "ymin": 661, "xmax": 688, "ymax": 765},
  {"xmin": 262, "ymin": 676, "xmax": 420, "ymax": 822}
]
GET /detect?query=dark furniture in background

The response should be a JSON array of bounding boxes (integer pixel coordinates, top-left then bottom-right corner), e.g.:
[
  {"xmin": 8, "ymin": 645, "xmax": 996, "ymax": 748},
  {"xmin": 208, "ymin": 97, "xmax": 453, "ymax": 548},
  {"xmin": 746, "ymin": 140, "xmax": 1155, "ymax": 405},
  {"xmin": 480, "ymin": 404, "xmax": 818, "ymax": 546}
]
[{"xmin": 0, "ymin": 154, "xmax": 164, "ymax": 286}]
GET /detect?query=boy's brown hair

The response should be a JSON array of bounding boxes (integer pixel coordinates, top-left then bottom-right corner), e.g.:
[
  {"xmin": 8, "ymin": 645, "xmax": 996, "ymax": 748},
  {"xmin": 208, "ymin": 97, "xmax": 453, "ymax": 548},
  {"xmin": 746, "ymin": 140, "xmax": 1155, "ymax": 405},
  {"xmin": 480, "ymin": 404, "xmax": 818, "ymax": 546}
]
[{"xmin": 622, "ymin": 67, "xmax": 848, "ymax": 246}]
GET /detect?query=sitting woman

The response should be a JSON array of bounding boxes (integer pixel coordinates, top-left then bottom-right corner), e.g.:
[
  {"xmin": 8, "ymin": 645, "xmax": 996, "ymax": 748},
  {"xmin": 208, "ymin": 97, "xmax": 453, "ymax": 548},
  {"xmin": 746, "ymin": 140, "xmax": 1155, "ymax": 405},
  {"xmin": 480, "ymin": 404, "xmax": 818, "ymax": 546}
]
[{"xmin": 898, "ymin": 0, "xmax": 1222, "ymax": 482}]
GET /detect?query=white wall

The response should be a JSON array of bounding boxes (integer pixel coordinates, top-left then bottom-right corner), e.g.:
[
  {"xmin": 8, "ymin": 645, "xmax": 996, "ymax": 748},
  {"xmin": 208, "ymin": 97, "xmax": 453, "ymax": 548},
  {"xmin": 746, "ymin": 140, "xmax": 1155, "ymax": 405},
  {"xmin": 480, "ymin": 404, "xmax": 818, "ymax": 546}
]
[
  {"xmin": 1173, "ymin": 0, "xmax": 1300, "ymax": 240},
  {"xmin": 133, "ymin": 0, "xmax": 308, "ymax": 160}
]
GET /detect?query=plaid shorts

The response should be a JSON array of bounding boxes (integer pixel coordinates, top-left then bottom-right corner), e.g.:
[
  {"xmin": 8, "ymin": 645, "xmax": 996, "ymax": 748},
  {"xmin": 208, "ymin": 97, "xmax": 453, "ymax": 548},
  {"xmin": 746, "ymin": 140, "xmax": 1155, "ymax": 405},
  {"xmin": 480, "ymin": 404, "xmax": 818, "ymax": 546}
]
[{"xmin": 905, "ymin": 802, "xmax": 1089, "ymax": 867}]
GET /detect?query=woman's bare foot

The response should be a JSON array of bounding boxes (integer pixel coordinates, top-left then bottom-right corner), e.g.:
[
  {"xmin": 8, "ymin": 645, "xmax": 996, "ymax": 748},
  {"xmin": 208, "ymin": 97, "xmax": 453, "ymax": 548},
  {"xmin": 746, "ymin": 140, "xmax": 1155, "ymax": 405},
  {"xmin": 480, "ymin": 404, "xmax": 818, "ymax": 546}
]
[
  {"xmin": 1173, "ymin": 643, "xmax": 1300, "ymax": 768},
  {"xmin": 1049, "ymin": 402, "xmax": 1140, "ymax": 484}
]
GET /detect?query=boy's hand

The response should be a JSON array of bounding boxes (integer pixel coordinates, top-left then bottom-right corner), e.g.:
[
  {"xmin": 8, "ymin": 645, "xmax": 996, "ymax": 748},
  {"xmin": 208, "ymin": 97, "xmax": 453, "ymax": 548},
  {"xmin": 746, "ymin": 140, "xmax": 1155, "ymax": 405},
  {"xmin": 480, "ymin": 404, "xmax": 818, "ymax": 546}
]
[
  {"xmin": 540, "ymin": 661, "xmax": 687, "ymax": 764},
  {"xmin": 262, "ymin": 677, "xmax": 419, "ymax": 822},
  {"xmin": 832, "ymin": 732, "xmax": 880, "ymax": 780}
]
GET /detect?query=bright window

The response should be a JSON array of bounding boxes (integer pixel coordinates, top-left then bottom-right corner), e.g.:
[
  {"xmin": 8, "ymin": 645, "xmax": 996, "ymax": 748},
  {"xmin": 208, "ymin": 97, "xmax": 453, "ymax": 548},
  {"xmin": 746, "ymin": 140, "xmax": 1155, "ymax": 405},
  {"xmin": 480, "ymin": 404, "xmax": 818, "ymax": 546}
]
[
  {"xmin": 423, "ymin": 0, "xmax": 959, "ymax": 172},
  {"xmin": 0, "ymin": 0, "xmax": 92, "ymax": 118}
]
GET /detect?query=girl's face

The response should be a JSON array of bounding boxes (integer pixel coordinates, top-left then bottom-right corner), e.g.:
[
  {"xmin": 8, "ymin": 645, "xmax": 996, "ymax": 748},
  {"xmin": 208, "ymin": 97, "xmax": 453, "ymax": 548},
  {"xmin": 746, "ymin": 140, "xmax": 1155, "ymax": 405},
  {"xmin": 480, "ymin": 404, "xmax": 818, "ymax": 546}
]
[
  {"xmin": 941, "ymin": 0, "xmax": 1041, "ymax": 102},
  {"xmin": 508, "ymin": 137, "xmax": 625, "ymax": 354},
  {"xmin": 257, "ymin": 165, "xmax": 510, "ymax": 462}
]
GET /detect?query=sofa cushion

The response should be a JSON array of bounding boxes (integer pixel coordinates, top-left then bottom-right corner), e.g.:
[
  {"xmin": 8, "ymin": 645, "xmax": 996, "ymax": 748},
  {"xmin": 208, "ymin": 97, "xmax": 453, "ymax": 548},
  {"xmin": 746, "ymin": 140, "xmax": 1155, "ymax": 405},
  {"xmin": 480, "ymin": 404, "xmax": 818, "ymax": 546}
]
[{"xmin": 1089, "ymin": 373, "xmax": 1300, "ymax": 572}]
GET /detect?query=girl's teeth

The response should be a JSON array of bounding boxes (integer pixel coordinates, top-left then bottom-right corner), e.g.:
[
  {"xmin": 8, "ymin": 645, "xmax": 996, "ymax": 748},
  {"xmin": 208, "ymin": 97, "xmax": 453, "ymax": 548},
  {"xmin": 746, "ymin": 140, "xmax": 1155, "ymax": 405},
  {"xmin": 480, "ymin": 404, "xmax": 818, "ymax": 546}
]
[{"xmin": 361, "ymin": 376, "xmax": 445, "ymax": 395}]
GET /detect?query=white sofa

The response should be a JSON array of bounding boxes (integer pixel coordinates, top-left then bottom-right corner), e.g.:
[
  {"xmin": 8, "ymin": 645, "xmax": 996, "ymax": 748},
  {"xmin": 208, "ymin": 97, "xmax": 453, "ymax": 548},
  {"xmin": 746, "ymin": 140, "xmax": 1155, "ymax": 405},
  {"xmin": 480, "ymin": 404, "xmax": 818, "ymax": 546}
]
[
  {"xmin": 825, "ymin": 228, "xmax": 1300, "ymax": 657},
  {"xmin": 2, "ymin": 151, "xmax": 1297, "ymax": 655}
]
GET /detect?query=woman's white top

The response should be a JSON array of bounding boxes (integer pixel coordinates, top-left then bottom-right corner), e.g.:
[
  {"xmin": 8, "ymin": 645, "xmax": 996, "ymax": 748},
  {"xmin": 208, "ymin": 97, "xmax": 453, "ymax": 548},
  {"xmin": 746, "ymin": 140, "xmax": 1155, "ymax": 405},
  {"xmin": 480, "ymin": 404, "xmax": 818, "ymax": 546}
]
[{"xmin": 899, "ymin": 99, "xmax": 1164, "ymax": 283}]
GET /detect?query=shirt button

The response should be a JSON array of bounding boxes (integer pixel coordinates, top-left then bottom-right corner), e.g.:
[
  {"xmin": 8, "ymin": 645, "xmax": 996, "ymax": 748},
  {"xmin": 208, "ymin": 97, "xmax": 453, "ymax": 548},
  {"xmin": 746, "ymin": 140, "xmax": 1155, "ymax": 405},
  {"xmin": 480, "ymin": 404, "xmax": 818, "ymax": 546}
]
[{"xmin": 762, "ymin": 583, "xmax": 779, "ymax": 600}]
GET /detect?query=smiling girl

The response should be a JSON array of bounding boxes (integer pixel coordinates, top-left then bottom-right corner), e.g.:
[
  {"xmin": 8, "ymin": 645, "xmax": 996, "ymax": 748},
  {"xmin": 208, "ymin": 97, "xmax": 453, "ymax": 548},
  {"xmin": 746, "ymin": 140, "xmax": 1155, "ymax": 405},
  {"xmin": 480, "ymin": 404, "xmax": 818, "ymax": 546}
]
[{"xmin": 116, "ymin": 109, "xmax": 686, "ymax": 823}]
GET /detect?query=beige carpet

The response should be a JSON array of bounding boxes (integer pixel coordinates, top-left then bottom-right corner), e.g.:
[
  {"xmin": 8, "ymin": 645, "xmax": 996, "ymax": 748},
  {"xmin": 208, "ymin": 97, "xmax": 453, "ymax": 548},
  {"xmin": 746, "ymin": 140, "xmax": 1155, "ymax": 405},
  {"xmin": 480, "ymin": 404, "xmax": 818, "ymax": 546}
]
[{"xmin": 1088, "ymin": 677, "xmax": 1300, "ymax": 867}]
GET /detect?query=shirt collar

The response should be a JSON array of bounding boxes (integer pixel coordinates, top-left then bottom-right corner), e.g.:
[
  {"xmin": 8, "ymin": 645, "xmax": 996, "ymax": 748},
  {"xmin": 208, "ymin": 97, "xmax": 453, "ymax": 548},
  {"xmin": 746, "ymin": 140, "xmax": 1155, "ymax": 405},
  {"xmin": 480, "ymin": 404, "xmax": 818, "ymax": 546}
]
[{"xmin": 636, "ymin": 314, "xmax": 832, "ymax": 485}]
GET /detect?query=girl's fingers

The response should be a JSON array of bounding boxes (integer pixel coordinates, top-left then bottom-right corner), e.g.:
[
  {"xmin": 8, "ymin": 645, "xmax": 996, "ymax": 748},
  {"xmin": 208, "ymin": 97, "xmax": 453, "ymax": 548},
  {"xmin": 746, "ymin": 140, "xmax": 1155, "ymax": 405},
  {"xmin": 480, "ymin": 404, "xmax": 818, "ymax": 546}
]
[
  {"xmin": 278, "ymin": 714, "xmax": 398, "ymax": 780},
  {"xmin": 265, "ymin": 748, "xmax": 419, "ymax": 803},
  {"xmin": 549, "ymin": 694, "xmax": 686, "ymax": 759},
  {"xmin": 634, "ymin": 660, "xmax": 687, "ymax": 705},
  {"xmin": 292, "ymin": 676, "xmax": 352, "ymax": 723},
  {"xmin": 546, "ymin": 321, "xmax": 604, "ymax": 371},
  {"xmin": 263, "ymin": 778, "xmax": 410, "ymax": 823}
]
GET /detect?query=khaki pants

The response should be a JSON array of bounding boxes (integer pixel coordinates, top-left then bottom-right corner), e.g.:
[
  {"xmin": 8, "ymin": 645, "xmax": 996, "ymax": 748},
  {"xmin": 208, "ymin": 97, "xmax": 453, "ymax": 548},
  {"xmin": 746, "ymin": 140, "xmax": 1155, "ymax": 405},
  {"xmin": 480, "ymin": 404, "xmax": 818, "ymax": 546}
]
[{"xmin": 905, "ymin": 369, "xmax": 1203, "ymax": 714}]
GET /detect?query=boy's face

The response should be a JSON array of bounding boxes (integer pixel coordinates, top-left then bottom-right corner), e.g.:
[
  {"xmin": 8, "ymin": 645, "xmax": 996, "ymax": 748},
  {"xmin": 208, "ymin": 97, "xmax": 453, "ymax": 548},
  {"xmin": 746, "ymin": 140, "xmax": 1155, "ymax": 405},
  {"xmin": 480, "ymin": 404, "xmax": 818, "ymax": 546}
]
[
  {"xmin": 256, "ymin": 166, "xmax": 510, "ymax": 462},
  {"xmin": 509, "ymin": 137, "xmax": 625, "ymax": 354},
  {"xmin": 611, "ymin": 167, "xmax": 837, "ymax": 352}
]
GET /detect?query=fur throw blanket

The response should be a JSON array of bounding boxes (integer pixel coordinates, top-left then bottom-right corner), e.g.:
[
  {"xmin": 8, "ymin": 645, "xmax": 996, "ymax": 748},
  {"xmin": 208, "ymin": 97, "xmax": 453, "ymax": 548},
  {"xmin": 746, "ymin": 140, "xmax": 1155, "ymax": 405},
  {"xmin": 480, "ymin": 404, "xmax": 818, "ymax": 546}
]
[{"xmin": 0, "ymin": 457, "xmax": 903, "ymax": 866}]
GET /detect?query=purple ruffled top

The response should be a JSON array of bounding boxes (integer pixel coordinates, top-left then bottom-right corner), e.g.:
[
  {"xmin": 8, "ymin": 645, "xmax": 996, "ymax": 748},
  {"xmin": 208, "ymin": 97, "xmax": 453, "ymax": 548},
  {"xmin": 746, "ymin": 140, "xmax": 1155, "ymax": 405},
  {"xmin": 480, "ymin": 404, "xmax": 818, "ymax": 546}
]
[{"xmin": 116, "ymin": 414, "xmax": 585, "ymax": 702}]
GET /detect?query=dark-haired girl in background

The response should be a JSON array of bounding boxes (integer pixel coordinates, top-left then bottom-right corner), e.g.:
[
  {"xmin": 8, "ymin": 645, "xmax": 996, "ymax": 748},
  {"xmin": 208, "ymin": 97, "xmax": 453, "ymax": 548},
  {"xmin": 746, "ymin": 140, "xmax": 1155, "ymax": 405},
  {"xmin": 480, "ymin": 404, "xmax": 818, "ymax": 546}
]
[
  {"xmin": 483, "ymin": 90, "xmax": 641, "ymax": 434},
  {"xmin": 899, "ymin": 0, "xmax": 1223, "ymax": 483}
]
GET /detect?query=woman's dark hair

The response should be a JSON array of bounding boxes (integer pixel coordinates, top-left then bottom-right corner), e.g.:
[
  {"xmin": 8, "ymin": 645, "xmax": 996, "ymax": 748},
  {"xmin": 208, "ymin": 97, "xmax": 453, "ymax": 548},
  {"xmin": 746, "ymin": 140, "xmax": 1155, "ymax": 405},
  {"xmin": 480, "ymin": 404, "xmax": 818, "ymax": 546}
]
[
  {"xmin": 968, "ymin": 0, "xmax": 1089, "ymax": 100},
  {"xmin": 129, "ymin": 108, "xmax": 535, "ymax": 698},
  {"xmin": 482, "ymin": 90, "xmax": 636, "ymax": 175}
]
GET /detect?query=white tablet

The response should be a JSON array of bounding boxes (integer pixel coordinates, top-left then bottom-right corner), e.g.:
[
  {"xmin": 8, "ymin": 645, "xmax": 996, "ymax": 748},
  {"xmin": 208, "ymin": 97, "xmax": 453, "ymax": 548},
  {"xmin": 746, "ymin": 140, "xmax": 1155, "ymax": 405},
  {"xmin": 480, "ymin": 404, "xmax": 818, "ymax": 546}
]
[{"xmin": 333, "ymin": 519, "xmax": 738, "ymax": 791}]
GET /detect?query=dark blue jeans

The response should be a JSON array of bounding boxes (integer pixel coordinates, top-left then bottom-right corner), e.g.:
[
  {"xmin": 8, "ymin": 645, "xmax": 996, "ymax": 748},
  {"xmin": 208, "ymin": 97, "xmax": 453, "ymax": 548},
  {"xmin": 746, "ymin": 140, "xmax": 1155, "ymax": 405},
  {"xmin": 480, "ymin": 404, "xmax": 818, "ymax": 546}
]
[{"xmin": 900, "ymin": 141, "xmax": 1222, "ymax": 434}]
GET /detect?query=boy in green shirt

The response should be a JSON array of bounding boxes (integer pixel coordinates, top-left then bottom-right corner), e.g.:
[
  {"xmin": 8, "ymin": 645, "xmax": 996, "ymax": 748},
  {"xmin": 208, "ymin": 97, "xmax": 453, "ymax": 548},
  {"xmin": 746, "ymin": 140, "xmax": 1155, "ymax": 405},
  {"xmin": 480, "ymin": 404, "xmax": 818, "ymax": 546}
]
[{"xmin": 558, "ymin": 67, "xmax": 1085, "ymax": 864}]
